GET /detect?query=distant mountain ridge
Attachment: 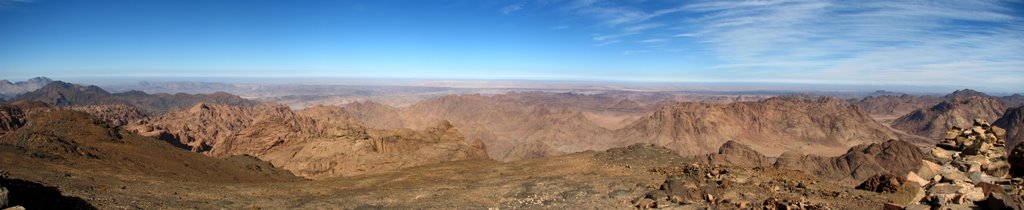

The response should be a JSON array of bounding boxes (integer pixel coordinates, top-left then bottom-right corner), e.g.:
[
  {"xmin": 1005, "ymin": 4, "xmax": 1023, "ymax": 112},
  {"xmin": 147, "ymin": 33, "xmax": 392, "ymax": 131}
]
[
  {"xmin": 0, "ymin": 77, "xmax": 53, "ymax": 99},
  {"xmin": 12, "ymin": 81, "xmax": 256, "ymax": 114}
]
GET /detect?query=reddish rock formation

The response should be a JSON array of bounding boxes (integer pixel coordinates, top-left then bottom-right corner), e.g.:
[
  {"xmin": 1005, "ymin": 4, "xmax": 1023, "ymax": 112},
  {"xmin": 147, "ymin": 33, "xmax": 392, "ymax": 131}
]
[
  {"xmin": 0, "ymin": 109, "xmax": 297, "ymax": 182},
  {"xmin": 131, "ymin": 103, "xmax": 488, "ymax": 179},
  {"xmin": 616, "ymin": 97, "xmax": 897, "ymax": 157},
  {"xmin": 0, "ymin": 104, "xmax": 26, "ymax": 137}
]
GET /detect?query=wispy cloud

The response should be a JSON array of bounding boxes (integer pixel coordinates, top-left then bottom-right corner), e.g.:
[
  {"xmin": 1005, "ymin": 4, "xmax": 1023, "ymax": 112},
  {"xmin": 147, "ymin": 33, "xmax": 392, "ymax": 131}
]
[
  {"xmin": 500, "ymin": 2, "xmax": 526, "ymax": 14},
  {"xmin": 679, "ymin": 0, "xmax": 1024, "ymax": 86},
  {"xmin": 554, "ymin": 0, "xmax": 1024, "ymax": 88},
  {"xmin": 0, "ymin": 0, "xmax": 33, "ymax": 8},
  {"xmin": 637, "ymin": 38, "xmax": 668, "ymax": 44}
]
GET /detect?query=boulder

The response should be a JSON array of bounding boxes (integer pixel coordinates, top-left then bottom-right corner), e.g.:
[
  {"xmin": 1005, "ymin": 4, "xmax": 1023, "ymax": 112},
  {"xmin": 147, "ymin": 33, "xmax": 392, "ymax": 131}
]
[
  {"xmin": 856, "ymin": 174, "xmax": 906, "ymax": 193},
  {"xmin": 904, "ymin": 204, "xmax": 931, "ymax": 210},
  {"xmin": 917, "ymin": 160, "xmax": 941, "ymax": 180},
  {"xmin": 955, "ymin": 184, "xmax": 985, "ymax": 202},
  {"xmin": 906, "ymin": 171, "xmax": 929, "ymax": 186},
  {"xmin": 937, "ymin": 166, "xmax": 971, "ymax": 183},
  {"xmin": 0, "ymin": 186, "xmax": 6, "ymax": 208},
  {"xmin": 635, "ymin": 198, "xmax": 655, "ymax": 208},
  {"xmin": 1010, "ymin": 143, "xmax": 1024, "ymax": 176},
  {"xmin": 983, "ymin": 190, "xmax": 1024, "ymax": 210},
  {"xmin": 891, "ymin": 183, "xmax": 926, "ymax": 205},
  {"xmin": 882, "ymin": 203, "xmax": 904, "ymax": 210},
  {"xmin": 985, "ymin": 160, "xmax": 1011, "ymax": 178},
  {"xmin": 932, "ymin": 147, "xmax": 957, "ymax": 162}
]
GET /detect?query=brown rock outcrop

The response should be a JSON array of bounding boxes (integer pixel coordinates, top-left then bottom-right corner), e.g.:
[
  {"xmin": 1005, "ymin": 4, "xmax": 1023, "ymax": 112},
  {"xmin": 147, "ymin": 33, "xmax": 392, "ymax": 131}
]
[
  {"xmin": 854, "ymin": 94, "xmax": 942, "ymax": 118},
  {"xmin": 995, "ymin": 105, "xmax": 1024, "ymax": 150},
  {"xmin": 704, "ymin": 140, "xmax": 772, "ymax": 168},
  {"xmin": 774, "ymin": 140, "xmax": 926, "ymax": 186},
  {"xmin": 68, "ymin": 104, "xmax": 147, "ymax": 127},
  {"xmin": 892, "ymin": 90, "xmax": 1007, "ymax": 139}
]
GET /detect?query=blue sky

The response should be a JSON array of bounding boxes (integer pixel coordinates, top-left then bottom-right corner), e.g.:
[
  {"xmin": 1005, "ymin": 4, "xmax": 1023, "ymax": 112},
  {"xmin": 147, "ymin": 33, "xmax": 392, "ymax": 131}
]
[{"xmin": 0, "ymin": 0, "xmax": 1022, "ymax": 91}]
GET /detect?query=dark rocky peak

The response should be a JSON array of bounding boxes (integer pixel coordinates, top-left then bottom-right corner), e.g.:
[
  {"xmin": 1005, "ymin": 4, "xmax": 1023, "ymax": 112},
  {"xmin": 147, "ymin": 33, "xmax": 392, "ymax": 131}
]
[{"xmin": 946, "ymin": 89, "xmax": 991, "ymax": 100}]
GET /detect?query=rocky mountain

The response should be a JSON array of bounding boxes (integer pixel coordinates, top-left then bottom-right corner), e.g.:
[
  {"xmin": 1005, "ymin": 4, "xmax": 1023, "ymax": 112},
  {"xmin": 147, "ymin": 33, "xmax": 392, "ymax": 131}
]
[
  {"xmin": 995, "ymin": 105, "xmax": 1024, "ymax": 149},
  {"xmin": 1002, "ymin": 94, "xmax": 1024, "ymax": 108},
  {"xmin": 342, "ymin": 93, "xmax": 629, "ymax": 161},
  {"xmin": 615, "ymin": 97, "xmax": 897, "ymax": 157},
  {"xmin": 892, "ymin": 90, "xmax": 1007, "ymax": 139},
  {"xmin": 945, "ymin": 89, "xmax": 990, "ymax": 100},
  {"xmin": 112, "ymin": 90, "xmax": 255, "ymax": 114},
  {"xmin": 341, "ymin": 94, "xmax": 900, "ymax": 161},
  {"xmin": 0, "ymin": 77, "xmax": 52, "ymax": 99},
  {"xmin": 702, "ymin": 140, "xmax": 773, "ymax": 168},
  {"xmin": 12, "ymin": 81, "xmax": 255, "ymax": 114},
  {"xmin": 130, "ymin": 103, "xmax": 487, "ymax": 179},
  {"xmin": 773, "ymin": 140, "xmax": 926, "ymax": 186},
  {"xmin": 0, "ymin": 109, "xmax": 298, "ymax": 183},
  {"xmin": 13, "ymin": 81, "xmax": 121, "ymax": 106},
  {"xmin": 852, "ymin": 94, "xmax": 942, "ymax": 118}
]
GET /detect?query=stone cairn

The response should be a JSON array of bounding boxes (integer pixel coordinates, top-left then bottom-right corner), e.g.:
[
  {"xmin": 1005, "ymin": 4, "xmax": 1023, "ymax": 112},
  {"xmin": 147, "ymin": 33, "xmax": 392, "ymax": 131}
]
[{"xmin": 890, "ymin": 119, "xmax": 1023, "ymax": 209}]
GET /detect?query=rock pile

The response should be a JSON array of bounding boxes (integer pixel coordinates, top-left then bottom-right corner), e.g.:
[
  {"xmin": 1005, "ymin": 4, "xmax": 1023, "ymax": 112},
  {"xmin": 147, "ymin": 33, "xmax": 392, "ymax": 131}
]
[{"xmin": 882, "ymin": 119, "xmax": 1024, "ymax": 209}]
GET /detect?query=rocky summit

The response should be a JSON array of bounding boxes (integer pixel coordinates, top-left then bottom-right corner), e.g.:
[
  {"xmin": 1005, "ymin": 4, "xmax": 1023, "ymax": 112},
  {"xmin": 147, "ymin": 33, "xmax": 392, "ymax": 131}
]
[{"xmin": 877, "ymin": 119, "xmax": 1024, "ymax": 209}]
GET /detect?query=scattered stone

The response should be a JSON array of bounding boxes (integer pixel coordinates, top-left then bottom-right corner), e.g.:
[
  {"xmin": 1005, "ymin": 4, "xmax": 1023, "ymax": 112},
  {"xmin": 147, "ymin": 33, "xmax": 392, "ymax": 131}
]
[{"xmin": 917, "ymin": 120, "xmax": 1024, "ymax": 209}]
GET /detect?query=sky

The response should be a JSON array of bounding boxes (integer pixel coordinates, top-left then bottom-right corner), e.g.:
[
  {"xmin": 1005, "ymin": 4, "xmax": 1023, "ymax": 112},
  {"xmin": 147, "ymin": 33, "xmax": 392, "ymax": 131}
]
[{"xmin": 0, "ymin": 0, "xmax": 1022, "ymax": 91}]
